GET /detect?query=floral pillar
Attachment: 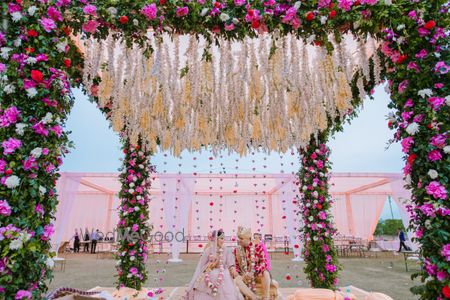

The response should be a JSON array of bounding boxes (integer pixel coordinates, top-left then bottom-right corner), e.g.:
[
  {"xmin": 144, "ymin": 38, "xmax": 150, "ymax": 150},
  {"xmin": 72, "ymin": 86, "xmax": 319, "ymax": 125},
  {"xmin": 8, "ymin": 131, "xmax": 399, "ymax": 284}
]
[
  {"xmin": 116, "ymin": 137, "xmax": 153, "ymax": 289},
  {"xmin": 298, "ymin": 134, "xmax": 340, "ymax": 289},
  {"xmin": 0, "ymin": 1, "xmax": 77, "ymax": 298},
  {"xmin": 381, "ymin": 2, "xmax": 449, "ymax": 298}
]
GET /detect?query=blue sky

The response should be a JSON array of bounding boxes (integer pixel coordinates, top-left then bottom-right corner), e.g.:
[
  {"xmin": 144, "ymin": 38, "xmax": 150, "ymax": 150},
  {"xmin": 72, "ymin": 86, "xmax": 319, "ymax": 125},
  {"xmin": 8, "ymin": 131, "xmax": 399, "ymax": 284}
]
[{"xmin": 61, "ymin": 86, "xmax": 403, "ymax": 219}]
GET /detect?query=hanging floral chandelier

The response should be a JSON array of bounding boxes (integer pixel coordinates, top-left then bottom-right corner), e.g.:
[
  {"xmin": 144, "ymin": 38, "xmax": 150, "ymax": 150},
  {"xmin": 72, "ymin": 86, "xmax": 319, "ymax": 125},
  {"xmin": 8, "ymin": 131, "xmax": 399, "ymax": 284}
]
[{"xmin": 79, "ymin": 33, "xmax": 380, "ymax": 155}]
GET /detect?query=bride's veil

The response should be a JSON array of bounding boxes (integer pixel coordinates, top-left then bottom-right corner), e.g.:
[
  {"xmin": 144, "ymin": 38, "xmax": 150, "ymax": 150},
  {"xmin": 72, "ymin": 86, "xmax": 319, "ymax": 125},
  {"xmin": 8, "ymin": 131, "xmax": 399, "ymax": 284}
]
[{"xmin": 186, "ymin": 230, "xmax": 218, "ymax": 292}]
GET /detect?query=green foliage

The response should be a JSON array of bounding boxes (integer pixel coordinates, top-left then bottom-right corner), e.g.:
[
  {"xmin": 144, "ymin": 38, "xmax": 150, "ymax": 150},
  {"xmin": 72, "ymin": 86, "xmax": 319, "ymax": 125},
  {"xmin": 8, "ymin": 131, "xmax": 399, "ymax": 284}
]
[{"xmin": 374, "ymin": 219, "xmax": 405, "ymax": 236}]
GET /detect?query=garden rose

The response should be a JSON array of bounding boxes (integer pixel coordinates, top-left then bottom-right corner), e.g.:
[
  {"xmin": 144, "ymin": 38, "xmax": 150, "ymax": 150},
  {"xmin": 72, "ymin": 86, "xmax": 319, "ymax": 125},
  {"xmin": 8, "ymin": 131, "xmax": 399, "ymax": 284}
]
[
  {"xmin": 0, "ymin": 200, "xmax": 12, "ymax": 216},
  {"xmin": 428, "ymin": 150, "xmax": 442, "ymax": 161},
  {"xmin": 176, "ymin": 7, "xmax": 189, "ymax": 17},
  {"xmin": 425, "ymin": 181, "xmax": 447, "ymax": 200},
  {"xmin": 15, "ymin": 290, "xmax": 31, "ymax": 299},
  {"xmin": 141, "ymin": 4, "xmax": 157, "ymax": 20},
  {"xmin": 428, "ymin": 97, "xmax": 445, "ymax": 110},
  {"xmin": 82, "ymin": 20, "xmax": 99, "ymax": 34},
  {"xmin": 2, "ymin": 138, "xmax": 22, "ymax": 155},
  {"xmin": 40, "ymin": 17, "xmax": 57, "ymax": 32},
  {"xmin": 83, "ymin": 4, "xmax": 97, "ymax": 16}
]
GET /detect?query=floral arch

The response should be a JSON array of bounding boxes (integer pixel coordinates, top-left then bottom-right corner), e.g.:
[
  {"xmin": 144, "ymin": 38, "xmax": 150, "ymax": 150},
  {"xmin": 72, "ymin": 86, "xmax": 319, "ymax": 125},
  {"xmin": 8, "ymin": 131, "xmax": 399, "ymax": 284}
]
[{"xmin": 0, "ymin": 0, "xmax": 448, "ymax": 299}]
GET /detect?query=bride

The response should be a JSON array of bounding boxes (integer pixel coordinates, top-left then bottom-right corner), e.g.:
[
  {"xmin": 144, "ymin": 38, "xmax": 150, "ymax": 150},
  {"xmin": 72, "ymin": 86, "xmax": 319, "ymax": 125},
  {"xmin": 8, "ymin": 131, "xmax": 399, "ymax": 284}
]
[{"xmin": 185, "ymin": 229, "xmax": 244, "ymax": 300}]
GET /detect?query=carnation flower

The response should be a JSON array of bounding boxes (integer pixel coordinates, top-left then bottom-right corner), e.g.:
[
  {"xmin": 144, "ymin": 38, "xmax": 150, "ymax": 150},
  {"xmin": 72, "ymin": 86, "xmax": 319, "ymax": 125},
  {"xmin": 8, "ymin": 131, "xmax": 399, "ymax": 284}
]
[
  {"xmin": 141, "ymin": 4, "xmax": 157, "ymax": 20},
  {"xmin": 425, "ymin": 181, "xmax": 447, "ymax": 200}
]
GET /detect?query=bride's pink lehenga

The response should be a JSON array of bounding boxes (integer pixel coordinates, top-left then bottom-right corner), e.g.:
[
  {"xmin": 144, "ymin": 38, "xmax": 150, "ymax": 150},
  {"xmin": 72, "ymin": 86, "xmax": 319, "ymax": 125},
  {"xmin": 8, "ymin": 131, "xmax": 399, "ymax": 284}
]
[{"xmin": 185, "ymin": 244, "xmax": 243, "ymax": 300}]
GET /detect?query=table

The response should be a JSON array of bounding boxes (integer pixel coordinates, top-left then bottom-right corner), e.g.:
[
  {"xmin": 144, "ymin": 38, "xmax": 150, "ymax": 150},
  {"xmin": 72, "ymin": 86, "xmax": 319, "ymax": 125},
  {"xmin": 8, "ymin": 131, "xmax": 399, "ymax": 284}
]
[
  {"xmin": 402, "ymin": 251, "xmax": 419, "ymax": 271},
  {"xmin": 53, "ymin": 257, "xmax": 66, "ymax": 272}
]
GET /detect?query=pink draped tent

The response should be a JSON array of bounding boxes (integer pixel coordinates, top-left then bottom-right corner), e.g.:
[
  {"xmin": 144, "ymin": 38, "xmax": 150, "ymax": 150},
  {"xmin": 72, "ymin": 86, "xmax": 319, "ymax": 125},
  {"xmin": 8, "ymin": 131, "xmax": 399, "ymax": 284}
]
[{"xmin": 53, "ymin": 172, "xmax": 412, "ymax": 259}]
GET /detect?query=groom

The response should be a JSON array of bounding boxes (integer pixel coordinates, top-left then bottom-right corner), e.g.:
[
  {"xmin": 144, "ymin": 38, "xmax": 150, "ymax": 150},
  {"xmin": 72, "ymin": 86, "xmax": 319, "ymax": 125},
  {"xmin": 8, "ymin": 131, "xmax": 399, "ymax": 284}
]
[{"xmin": 232, "ymin": 226, "xmax": 278, "ymax": 300}]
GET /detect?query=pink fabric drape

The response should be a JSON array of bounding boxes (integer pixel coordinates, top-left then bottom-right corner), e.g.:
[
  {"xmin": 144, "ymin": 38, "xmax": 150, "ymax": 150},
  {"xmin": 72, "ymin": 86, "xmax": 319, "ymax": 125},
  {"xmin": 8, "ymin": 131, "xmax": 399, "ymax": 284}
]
[{"xmin": 349, "ymin": 195, "xmax": 386, "ymax": 241}]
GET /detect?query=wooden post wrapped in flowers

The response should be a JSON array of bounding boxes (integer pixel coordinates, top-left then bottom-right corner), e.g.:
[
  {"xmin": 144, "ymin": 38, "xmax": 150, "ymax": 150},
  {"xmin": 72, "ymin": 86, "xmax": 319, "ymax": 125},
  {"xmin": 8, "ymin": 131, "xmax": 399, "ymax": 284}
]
[
  {"xmin": 116, "ymin": 138, "xmax": 154, "ymax": 289},
  {"xmin": 298, "ymin": 135, "xmax": 340, "ymax": 289}
]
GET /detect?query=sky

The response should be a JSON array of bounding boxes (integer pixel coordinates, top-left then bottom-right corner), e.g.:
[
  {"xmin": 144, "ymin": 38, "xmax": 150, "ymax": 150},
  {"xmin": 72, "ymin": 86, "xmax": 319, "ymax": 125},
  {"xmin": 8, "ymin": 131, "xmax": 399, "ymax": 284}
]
[{"xmin": 61, "ymin": 85, "xmax": 403, "ymax": 219}]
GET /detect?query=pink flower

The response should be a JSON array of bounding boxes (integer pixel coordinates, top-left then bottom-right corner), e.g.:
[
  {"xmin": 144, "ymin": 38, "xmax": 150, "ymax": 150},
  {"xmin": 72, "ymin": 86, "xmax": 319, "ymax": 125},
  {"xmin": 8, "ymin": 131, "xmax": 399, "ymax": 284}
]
[
  {"xmin": 234, "ymin": 0, "xmax": 246, "ymax": 6},
  {"xmin": 82, "ymin": 20, "xmax": 99, "ymax": 34},
  {"xmin": 132, "ymin": 224, "xmax": 139, "ymax": 232},
  {"xmin": 42, "ymin": 224, "xmax": 54, "ymax": 241},
  {"xmin": 141, "ymin": 4, "xmax": 157, "ymax": 20},
  {"xmin": 83, "ymin": 4, "xmax": 97, "ymax": 16},
  {"xmin": 428, "ymin": 97, "xmax": 445, "ymax": 110},
  {"xmin": 176, "ymin": 6, "xmax": 189, "ymax": 17},
  {"xmin": 415, "ymin": 49, "xmax": 427, "ymax": 59},
  {"xmin": 224, "ymin": 23, "xmax": 235, "ymax": 31},
  {"xmin": 425, "ymin": 181, "xmax": 447, "ymax": 200},
  {"xmin": 401, "ymin": 137, "xmax": 414, "ymax": 154},
  {"xmin": 325, "ymin": 264, "xmax": 337, "ymax": 272},
  {"xmin": 428, "ymin": 149, "xmax": 442, "ymax": 161},
  {"xmin": 0, "ymin": 159, "xmax": 6, "ymax": 173},
  {"xmin": 441, "ymin": 244, "xmax": 450, "ymax": 261},
  {"xmin": 23, "ymin": 157, "xmax": 38, "ymax": 171},
  {"xmin": 8, "ymin": 3, "xmax": 22, "ymax": 14},
  {"xmin": 129, "ymin": 267, "xmax": 138, "ymax": 275},
  {"xmin": 15, "ymin": 290, "xmax": 32, "ymax": 300},
  {"xmin": 430, "ymin": 134, "xmax": 447, "ymax": 148},
  {"xmin": 437, "ymin": 270, "xmax": 447, "ymax": 281},
  {"xmin": 361, "ymin": 0, "xmax": 378, "ymax": 5},
  {"xmin": 435, "ymin": 61, "xmax": 450, "ymax": 74},
  {"xmin": 35, "ymin": 203, "xmax": 44, "ymax": 215},
  {"xmin": 419, "ymin": 203, "xmax": 435, "ymax": 217},
  {"xmin": 2, "ymin": 138, "xmax": 22, "ymax": 155},
  {"xmin": 0, "ymin": 200, "xmax": 11, "ymax": 216},
  {"xmin": 398, "ymin": 80, "xmax": 409, "ymax": 93},
  {"xmin": 32, "ymin": 122, "xmax": 49, "ymax": 136},
  {"xmin": 318, "ymin": 0, "xmax": 331, "ymax": 8},
  {"xmin": 40, "ymin": 17, "xmax": 57, "ymax": 32},
  {"xmin": 0, "ymin": 63, "xmax": 5, "ymax": 73},
  {"xmin": 51, "ymin": 125, "xmax": 63, "ymax": 137},
  {"xmin": 318, "ymin": 211, "xmax": 327, "ymax": 220},
  {"xmin": 338, "ymin": 0, "xmax": 353, "ymax": 11},
  {"xmin": 0, "ymin": 106, "xmax": 21, "ymax": 127},
  {"xmin": 48, "ymin": 6, "xmax": 63, "ymax": 22}
]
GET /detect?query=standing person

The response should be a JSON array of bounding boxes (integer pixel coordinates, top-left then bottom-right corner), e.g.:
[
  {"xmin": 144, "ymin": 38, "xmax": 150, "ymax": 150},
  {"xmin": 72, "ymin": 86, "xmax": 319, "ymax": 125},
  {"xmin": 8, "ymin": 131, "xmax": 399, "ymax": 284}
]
[
  {"xmin": 398, "ymin": 229, "xmax": 407, "ymax": 252},
  {"xmin": 83, "ymin": 228, "xmax": 90, "ymax": 252},
  {"xmin": 91, "ymin": 229, "xmax": 99, "ymax": 253},
  {"xmin": 73, "ymin": 229, "xmax": 80, "ymax": 253}
]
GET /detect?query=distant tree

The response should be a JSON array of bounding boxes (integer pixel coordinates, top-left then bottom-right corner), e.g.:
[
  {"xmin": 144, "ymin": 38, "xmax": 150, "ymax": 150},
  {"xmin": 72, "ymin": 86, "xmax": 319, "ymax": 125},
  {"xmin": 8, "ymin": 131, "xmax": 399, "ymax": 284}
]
[{"xmin": 374, "ymin": 219, "xmax": 405, "ymax": 236}]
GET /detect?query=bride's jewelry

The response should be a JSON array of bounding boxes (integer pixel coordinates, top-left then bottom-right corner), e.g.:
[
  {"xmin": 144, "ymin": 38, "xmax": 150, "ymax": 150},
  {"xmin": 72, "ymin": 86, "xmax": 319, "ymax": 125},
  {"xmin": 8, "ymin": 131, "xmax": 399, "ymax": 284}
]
[{"xmin": 204, "ymin": 247, "xmax": 224, "ymax": 296}]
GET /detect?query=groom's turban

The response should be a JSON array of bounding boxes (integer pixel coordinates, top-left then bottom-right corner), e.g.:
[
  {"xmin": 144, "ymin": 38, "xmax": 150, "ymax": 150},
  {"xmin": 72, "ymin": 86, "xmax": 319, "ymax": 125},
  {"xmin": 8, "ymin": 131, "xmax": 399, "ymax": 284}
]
[{"xmin": 237, "ymin": 226, "xmax": 252, "ymax": 239}]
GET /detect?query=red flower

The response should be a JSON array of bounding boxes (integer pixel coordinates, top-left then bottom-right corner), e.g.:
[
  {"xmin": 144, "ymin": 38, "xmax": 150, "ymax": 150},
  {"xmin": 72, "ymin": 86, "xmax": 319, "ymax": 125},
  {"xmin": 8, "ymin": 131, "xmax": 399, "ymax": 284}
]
[
  {"xmin": 423, "ymin": 20, "xmax": 436, "ymax": 30},
  {"xmin": 397, "ymin": 54, "xmax": 408, "ymax": 64},
  {"xmin": 31, "ymin": 70, "xmax": 44, "ymax": 82},
  {"xmin": 214, "ymin": 2, "xmax": 221, "ymax": 8},
  {"xmin": 160, "ymin": 0, "xmax": 166, "ymax": 4},
  {"xmin": 25, "ymin": 47, "xmax": 35, "ymax": 53},
  {"xmin": 198, "ymin": 244, "xmax": 203, "ymax": 248},
  {"xmin": 314, "ymin": 41, "xmax": 322, "ymax": 46},
  {"xmin": 62, "ymin": 26, "xmax": 71, "ymax": 36},
  {"xmin": 27, "ymin": 29, "xmax": 38, "ymax": 37},
  {"xmin": 209, "ymin": 202, "xmax": 214, "ymax": 206},
  {"xmin": 294, "ymin": 244, "xmax": 299, "ymax": 249},
  {"xmin": 329, "ymin": 10, "xmax": 337, "ymax": 18},
  {"xmin": 407, "ymin": 154, "xmax": 416, "ymax": 165},
  {"xmin": 119, "ymin": 16, "xmax": 129, "ymax": 24},
  {"xmin": 354, "ymin": 0, "xmax": 361, "ymax": 5},
  {"xmin": 5, "ymin": 169, "xmax": 13, "ymax": 176},
  {"xmin": 251, "ymin": 19, "xmax": 260, "ymax": 29},
  {"xmin": 285, "ymin": 275, "xmax": 292, "ymax": 280},
  {"xmin": 306, "ymin": 12, "xmax": 314, "ymax": 21},
  {"xmin": 442, "ymin": 285, "xmax": 450, "ymax": 298},
  {"xmin": 317, "ymin": 204, "xmax": 323, "ymax": 210},
  {"xmin": 64, "ymin": 59, "xmax": 71, "ymax": 68}
]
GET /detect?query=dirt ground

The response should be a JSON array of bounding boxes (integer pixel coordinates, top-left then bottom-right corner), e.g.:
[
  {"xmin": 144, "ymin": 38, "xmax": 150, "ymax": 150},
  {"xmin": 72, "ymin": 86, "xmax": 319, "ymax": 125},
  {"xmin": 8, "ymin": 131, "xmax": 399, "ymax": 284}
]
[{"xmin": 48, "ymin": 252, "xmax": 420, "ymax": 300}]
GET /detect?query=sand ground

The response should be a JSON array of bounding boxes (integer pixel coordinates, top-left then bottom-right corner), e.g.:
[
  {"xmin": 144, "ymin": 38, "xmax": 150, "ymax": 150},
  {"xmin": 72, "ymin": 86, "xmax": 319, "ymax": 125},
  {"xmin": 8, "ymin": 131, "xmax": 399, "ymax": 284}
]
[{"xmin": 48, "ymin": 252, "xmax": 420, "ymax": 300}]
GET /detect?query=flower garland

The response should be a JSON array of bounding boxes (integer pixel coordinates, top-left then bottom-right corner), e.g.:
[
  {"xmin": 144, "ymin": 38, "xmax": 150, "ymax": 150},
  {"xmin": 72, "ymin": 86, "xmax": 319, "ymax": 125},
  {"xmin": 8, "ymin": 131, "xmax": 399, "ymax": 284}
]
[
  {"xmin": 115, "ymin": 137, "xmax": 154, "ymax": 290},
  {"xmin": 204, "ymin": 248, "xmax": 225, "ymax": 296},
  {"xmin": 236, "ymin": 244, "xmax": 256, "ymax": 292},
  {"xmin": 298, "ymin": 136, "xmax": 340, "ymax": 289}
]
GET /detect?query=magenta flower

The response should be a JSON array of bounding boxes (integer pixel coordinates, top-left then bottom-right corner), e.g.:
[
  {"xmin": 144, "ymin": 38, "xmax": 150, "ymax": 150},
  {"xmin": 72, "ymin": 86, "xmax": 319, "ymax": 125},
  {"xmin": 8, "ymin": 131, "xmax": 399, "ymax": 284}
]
[
  {"xmin": 419, "ymin": 203, "xmax": 435, "ymax": 217},
  {"xmin": 415, "ymin": 49, "xmax": 427, "ymax": 59},
  {"xmin": 338, "ymin": 0, "xmax": 353, "ymax": 11},
  {"xmin": 0, "ymin": 159, "xmax": 6, "ymax": 173},
  {"xmin": 51, "ymin": 125, "xmax": 63, "ymax": 137},
  {"xmin": 430, "ymin": 134, "xmax": 447, "ymax": 148},
  {"xmin": 318, "ymin": 0, "xmax": 331, "ymax": 8},
  {"xmin": 129, "ymin": 267, "xmax": 138, "ymax": 275},
  {"xmin": 428, "ymin": 97, "xmax": 445, "ymax": 110},
  {"xmin": 0, "ymin": 106, "xmax": 20, "ymax": 127},
  {"xmin": 325, "ymin": 264, "xmax": 337, "ymax": 272},
  {"xmin": 436, "ymin": 270, "xmax": 447, "ymax": 281},
  {"xmin": 441, "ymin": 244, "xmax": 450, "ymax": 261},
  {"xmin": 428, "ymin": 149, "xmax": 442, "ymax": 161},
  {"xmin": 41, "ymin": 224, "xmax": 54, "ymax": 241},
  {"xmin": 361, "ymin": 0, "xmax": 378, "ymax": 5},
  {"xmin": 234, "ymin": 0, "xmax": 246, "ymax": 6},
  {"xmin": 425, "ymin": 181, "xmax": 447, "ymax": 200},
  {"xmin": 40, "ymin": 17, "xmax": 57, "ymax": 32},
  {"xmin": 48, "ymin": 6, "xmax": 63, "ymax": 22},
  {"xmin": 398, "ymin": 80, "xmax": 409, "ymax": 93},
  {"xmin": 0, "ymin": 200, "xmax": 12, "ymax": 216},
  {"xmin": 318, "ymin": 211, "xmax": 327, "ymax": 220},
  {"xmin": 401, "ymin": 137, "xmax": 414, "ymax": 154},
  {"xmin": 32, "ymin": 122, "xmax": 49, "ymax": 136},
  {"xmin": 83, "ymin": 4, "xmax": 97, "ymax": 16},
  {"xmin": 15, "ymin": 290, "xmax": 32, "ymax": 300},
  {"xmin": 23, "ymin": 157, "xmax": 38, "ymax": 171},
  {"xmin": 0, "ymin": 63, "xmax": 5, "ymax": 73},
  {"xmin": 224, "ymin": 23, "xmax": 235, "ymax": 31},
  {"xmin": 141, "ymin": 4, "xmax": 157, "ymax": 20},
  {"xmin": 8, "ymin": 3, "xmax": 22, "ymax": 14},
  {"xmin": 2, "ymin": 138, "xmax": 22, "ymax": 155},
  {"xmin": 132, "ymin": 224, "xmax": 139, "ymax": 232},
  {"xmin": 82, "ymin": 20, "xmax": 99, "ymax": 34},
  {"xmin": 35, "ymin": 203, "xmax": 44, "ymax": 215},
  {"xmin": 434, "ymin": 61, "xmax": 450, "ymax": 74},
  {"xmin": 176, "ymin": 6, "xmax": 189, "ymax": 17}
]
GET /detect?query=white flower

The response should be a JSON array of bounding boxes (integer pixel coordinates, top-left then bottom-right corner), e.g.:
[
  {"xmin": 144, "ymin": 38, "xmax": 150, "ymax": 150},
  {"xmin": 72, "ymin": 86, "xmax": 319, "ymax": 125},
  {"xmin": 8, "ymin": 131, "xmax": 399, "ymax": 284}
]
[
  {"xmin": 56, "ymin": 41, "xmax": 68, "ymax": 53},
  {"xmin": 396, "ymin": 24, "xmax": 405, "ymax": 31},
  {"xmin": 11, "ymin": 12, "xmax": 23, "ymax": 22},
  {"xmin": 1, "ymin": 47, "xmax": 12, "ymax": 60},
  {"xmin": 107, "ymin": 7, "xmax": 117, "ymax": 15},
  {"xmin": 5, "ymin": 176, "xmax": 20, "ymax": 188},
  {"xmin": 302, "ymin": 186, "xmax": 307, "ymax": 191},
  {"xmin": 15, "ymin": 123, "xmax": 26, "ymax": 135},
  {"xmin": 444, "ymin": 146, "xmax": 450, "ymax": 154},
  {"xmin": 39, "ymin": 186, "xmax": 47, "ymax": 195},
  {"xmin": 19, "ymin": 232, "xmax": 31, "ymax": 242},
  {"xmin": 133, "ymin": 19, "xmax": 139, "ymax": 26},
  {"xmin": 405, "ymin": 174, "xmax": 411, "ymax": 185},
  {"xmin": 406, "ymin": 122, "xmax": 419, "ymax": 135},
  {"xmin": 434, "ymin": 52, "xmax": 441, "ymax": 58},
  {"xmin": 428, "ymin": 169, "xmax": 438, "ymax": 179},
  {"xmin": 139, "ymin": 164, "xmax": 144, "ymax": 169},
  {"xmin": 386, "ymin": 112, "xmax": 396, "ymax": 122},
  {"xmin": 220, "ymin": 13, "xmax": 230, "ymax": 22},
  {"xmin": 26, "ymin": 57, "xmax": 37, "ymax": 65},
  {"xmin": 134, "ymin": 206, "xmax": 140, "ymax": 212},
  {"xmin": 418, "ymin": 89, "xmax": 433, "ymax": 98},
  {"xmin": 45, "ymin": 257, "xmax": 55, "ymax": 268},
  {"xmin": 14, "ymin": 38, "xmax": 22, "ymax": 47},
  {"xmin": 383, "ymin": 0, "xmax": 392, "ymax": 5},
  {"xmin": 127, "ymin": 274, "xmax": 132, "ymax": 278},
  {"xmin": 4, "ymin": 84, "xmax": 16, "ymax": 94},
  {"xmin": 129, "ymin": 182, "xmax": 135, "ymax": 188},
  {"xmin": 232, "ymin": 18, "xmax": 239, "ymax": 24},
  {"xmin": 9, "ymin": 238, "xmax": 23, "ymax": 250},
  {"xmin": 200, "ymin": 8, "xmax": 209, "ymax": 16},
  {"xmin": 317, "ymin": 223, "xmax": 323, "ymax": 228},
  {"xmin": 293, "ymin": 1, "xmax": 301, "ymax": 9},
  {"xmin": 26, "ymin": 88, "xmax": 38, "ymax": 98},
  {"xmin": 136, "ymin": 195, "xmax": 142, "ymax": 200},
  {"xmin": 42, "ymin": 112, "xmax": 53, "ymax": 124},
  {"xmin": 313, "ymin": 236, "xmax": 318, "ymax": 241},
  {"xmin": 425, "ymin": 220, "xmax": 432, "ymax": 229},
  {"xmin": 308, "ymin": 216, "xmax": 314, "ymax": 222},
  {"xmin": 445, "ymin": 95, "xmax": 450, "ymax": 106},
  {"xmin": 130, "ymin": 256, "xmax": 135, "ymax": 261},
  {"xmin": 305, "ymin": 203, "xmax": 311, "ymax": 207},
  {"xmin": 128, "ymin": 189, "xmax": 134, "ymax": 194},
  {"xmin": 312, "ymin": 191, "xmax": 318, "ymax": 198},
  {"xmin": 31, "ymin": 147, "xmax": 43, "ymax": 158},
  {"xmin": 28, "ymin": 6, "xmax": 37, "ymax": 16},
  {"xmin": 320, "ymin": 16, "xmax": 328, "ymax": 25},
  {"xmin": 306, "ymin": 35, "xmax": 316, "ymax": 44},
  {"xmin": 133, "ymin": 176, "xmax": 137, "ymax": 182}
]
